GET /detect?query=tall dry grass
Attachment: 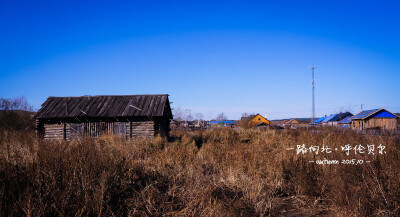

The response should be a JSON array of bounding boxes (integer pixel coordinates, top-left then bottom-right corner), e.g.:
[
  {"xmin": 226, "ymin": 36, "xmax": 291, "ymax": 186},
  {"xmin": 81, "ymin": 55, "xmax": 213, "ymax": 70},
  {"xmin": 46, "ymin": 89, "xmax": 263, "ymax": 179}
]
[{"xmin": 0, "ymin": 128, "xmax": 400, "ymax": 216}]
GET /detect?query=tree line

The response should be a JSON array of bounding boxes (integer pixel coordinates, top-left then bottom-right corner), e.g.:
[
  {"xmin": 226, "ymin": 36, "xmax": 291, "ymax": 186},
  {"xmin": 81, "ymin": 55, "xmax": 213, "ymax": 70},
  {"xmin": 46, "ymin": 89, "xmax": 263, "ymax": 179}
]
[{"xmin": 0, "ymin": 96, "xmax": 35, "ymax": 131}]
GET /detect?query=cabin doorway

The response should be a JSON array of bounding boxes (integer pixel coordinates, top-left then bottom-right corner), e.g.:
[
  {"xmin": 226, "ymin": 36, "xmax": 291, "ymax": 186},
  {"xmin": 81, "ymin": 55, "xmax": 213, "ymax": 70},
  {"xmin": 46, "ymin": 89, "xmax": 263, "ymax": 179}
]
[{"xmin": 113, "ymin": 122, "xmax": 126, "ymax": 137}]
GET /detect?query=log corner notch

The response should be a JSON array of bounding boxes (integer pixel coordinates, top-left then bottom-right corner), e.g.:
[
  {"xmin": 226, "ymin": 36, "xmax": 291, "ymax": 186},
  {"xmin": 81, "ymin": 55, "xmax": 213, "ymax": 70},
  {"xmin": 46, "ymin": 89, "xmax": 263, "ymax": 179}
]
[{"xmin": 33, "ymin": 94, "xmax": 173, "ymax": 140}]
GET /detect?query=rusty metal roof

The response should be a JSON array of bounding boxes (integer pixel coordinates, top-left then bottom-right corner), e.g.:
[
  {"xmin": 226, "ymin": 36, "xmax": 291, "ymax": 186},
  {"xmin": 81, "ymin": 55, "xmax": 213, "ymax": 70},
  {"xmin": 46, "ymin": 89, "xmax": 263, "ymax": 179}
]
[{"xmin": 34, "ymin": 95, "xmax": 172, "ymax": 119}]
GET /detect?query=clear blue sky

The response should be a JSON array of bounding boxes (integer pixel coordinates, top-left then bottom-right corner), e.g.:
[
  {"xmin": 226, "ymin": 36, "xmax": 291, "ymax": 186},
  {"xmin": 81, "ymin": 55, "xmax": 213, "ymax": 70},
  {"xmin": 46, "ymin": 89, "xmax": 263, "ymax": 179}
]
[{"xmin": 1, "ymin": 0, "xmax": 399, "ymax": 120}]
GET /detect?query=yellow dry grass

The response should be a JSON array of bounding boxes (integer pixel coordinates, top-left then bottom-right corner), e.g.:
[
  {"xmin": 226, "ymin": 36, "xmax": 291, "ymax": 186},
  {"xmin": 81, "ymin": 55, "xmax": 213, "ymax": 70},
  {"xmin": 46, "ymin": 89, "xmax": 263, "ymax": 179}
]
[{"xmin": 0, "ymin": 128, "xmax": 399, "ymax": 216}]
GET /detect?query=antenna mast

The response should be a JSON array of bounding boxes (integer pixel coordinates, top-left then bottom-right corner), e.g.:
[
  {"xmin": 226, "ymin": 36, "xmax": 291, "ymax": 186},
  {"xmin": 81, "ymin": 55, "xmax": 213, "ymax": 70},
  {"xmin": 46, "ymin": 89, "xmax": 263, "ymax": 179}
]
[{"xmin": 311, "ymin": 65, "xmax": 315, "ymax": 123}]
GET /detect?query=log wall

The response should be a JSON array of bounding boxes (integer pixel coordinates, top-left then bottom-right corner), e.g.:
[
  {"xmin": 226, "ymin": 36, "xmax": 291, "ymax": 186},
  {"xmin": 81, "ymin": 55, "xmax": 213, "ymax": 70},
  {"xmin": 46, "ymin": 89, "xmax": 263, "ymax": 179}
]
[
  {"xmin": 42, "ymin": 120, "xmax": 158, "ymax": 140},
  {"xmin": 367, "ymin": 118, "xmax": 397, "ymax": 130},
  {"xmin": 126, "ymin": 122, "xmax": 131, "ymax": 140},
  {"xmin": 131, "ymin": 121, "xmax": 155, "ymax": 138},
  {"xmin": 352, "ymin": 118, "xmax": 397, "ymax": 131},
  {"xmin": 44, "ymin": 123, "xmax": 69, "ymax": 140}
]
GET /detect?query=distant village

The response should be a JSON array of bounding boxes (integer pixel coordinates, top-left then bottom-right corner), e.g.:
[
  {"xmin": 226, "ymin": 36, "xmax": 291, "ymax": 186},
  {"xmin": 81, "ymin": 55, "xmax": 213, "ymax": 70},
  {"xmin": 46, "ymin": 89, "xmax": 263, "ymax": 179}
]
[
  {"xmin": 25, "ymin": 95, "xmax": 400, "ymax": 140},
  {"xmin": 172, "ymin": 108, "xmax": 400, "ymax": 132}
]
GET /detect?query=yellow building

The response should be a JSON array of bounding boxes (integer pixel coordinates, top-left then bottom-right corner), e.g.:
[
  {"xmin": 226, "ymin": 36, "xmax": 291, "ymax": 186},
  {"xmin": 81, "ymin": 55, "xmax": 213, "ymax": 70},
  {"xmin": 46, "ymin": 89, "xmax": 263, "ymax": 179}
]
[{"xmin": 248, "ymin": 114, "xmax": 270, "ymax": 127}]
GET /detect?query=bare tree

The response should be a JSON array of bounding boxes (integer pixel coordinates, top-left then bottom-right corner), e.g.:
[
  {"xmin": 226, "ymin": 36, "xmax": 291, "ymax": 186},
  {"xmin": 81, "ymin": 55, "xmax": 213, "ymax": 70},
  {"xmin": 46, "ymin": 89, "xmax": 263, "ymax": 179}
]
[
  {"xmin": 241, "ymin": 112, "xmax": 250, "ymax": 118},
  {"xmin": 216, "ymin": 112, "xmax": 228, "ymax": 121},
  {"xmin": 336, "ymin": 105, "xmax": 354, "ymax": 114},
  {"xmin": 172, "ymin": 107, "xmax": 184, "ymax": 121},
  {"xmin": 186, "ymin": 109, "xmax": 194, "ymax": 121},
  {"xmin": 172, "ymin": 107, "xmax": 195, "ymax": 121},
  {"xmin": 238, "ymin": 112, "xmax": 255, "ymax": 129},
  {"xmin": 0, "ymin": 96, "xmax": 33, "ymax": 111},
  {"xmin": 195, "ymin": 112, "xmax": 204, "ymax": 121}
]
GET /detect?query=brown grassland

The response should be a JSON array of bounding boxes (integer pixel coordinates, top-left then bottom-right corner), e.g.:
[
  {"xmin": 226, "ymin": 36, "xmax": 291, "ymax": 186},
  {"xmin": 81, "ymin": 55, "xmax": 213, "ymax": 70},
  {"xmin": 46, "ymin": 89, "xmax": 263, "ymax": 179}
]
[{"xmin": 1, "ymin": 128, "xmax": 400, "ymax": 216}]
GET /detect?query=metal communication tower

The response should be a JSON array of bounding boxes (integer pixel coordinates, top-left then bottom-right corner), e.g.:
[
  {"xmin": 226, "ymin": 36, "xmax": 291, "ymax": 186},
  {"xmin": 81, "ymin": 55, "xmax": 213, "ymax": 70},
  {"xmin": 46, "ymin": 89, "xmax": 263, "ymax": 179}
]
[{"xmin": 311, "ymin": 65, "xmax": 315, "ymax": 122}]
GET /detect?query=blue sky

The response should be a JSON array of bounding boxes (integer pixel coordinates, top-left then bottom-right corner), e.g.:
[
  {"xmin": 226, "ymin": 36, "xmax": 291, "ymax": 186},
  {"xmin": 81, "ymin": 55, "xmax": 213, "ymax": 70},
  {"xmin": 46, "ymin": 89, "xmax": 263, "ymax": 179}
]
[{"xmin": 1, "ymin": 0, "xmax": 400, "ymax": 120}]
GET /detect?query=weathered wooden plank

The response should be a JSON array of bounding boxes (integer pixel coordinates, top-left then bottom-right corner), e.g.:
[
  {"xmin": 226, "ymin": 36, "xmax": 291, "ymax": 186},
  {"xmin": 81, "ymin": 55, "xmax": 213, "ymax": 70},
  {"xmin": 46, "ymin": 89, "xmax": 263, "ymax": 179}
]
[{"xmin": 35, "ymin": 95, "xmax": 172, "ymax": 119}]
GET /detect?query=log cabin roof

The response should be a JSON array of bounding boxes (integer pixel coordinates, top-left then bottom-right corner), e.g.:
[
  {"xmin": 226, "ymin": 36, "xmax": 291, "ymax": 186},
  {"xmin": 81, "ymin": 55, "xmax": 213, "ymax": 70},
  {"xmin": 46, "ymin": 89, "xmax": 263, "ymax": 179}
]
[{"xmin": 34, "ymin": 94, "xmax": 172, "ymax": 119}]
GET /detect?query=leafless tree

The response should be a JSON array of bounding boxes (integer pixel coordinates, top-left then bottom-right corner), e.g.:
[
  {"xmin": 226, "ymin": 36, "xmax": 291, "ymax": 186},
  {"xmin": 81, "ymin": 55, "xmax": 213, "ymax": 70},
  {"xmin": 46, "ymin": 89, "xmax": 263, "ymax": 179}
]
[
  {"xmin": 195, "ymin": 112, "xmax": 204, "ymax": 121},
  {"xmin": 336, "ymin": 105, "xmax": 354, "ymax": 114},
  {"xmin": 241, "ymin": 112, "xmax": 250, "ymax": 118},
  {"xmin": 172, "ymin": 107, "xmax": 184, "ymax": 121},
  {"xmin": 0, "ymin": 96, "xmax": 33, "ymax": 111},
  {"xmin": 216, "ymin": 112, "xmax": 228, "ymax": 121},
  {"xmin": 186, "ymin": 109, "xmax": 194, "ymax": 121},
  {"xmin": 172, "ymin": 107, "xmax": 194, "ymax": 121},
  {"xmin": 238, "ymin": 112, "xmax": 254, "ymax": 128}
]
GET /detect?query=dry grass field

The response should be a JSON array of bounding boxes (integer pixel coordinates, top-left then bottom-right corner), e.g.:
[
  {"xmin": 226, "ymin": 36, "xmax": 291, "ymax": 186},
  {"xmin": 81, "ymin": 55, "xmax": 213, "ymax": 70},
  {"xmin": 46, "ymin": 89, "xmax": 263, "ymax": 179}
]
[{"xmin": 1, "ymin": 128, "xmax": 400, "ymax": 216}]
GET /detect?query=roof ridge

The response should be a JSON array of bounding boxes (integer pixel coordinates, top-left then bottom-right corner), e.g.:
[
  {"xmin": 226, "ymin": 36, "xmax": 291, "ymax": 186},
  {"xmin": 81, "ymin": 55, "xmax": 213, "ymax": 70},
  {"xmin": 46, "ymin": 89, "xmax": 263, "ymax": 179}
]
[
  {"xmin": 48, "ymin": 94, "xmax": 169, "ymax": 98},
  {"xmin": 34, "ymin": 95, "xmax": 172, "ymax": 119}
]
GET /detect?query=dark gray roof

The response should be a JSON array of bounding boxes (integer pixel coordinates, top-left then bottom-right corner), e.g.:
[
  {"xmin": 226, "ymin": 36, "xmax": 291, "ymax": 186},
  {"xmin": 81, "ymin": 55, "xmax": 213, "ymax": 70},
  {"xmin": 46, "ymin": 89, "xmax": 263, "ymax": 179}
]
[
  {"xmin": 322, "ymin": 114, "xmax": 336, "ymax": 123},
  {"xmin": 352, "ymin": 108, "xmax": 398, "ymax": 120},
  {"xmin": 34, "ymin": 95, "xmax": 172, "ymax": 119},
  {"xmin": 323, "ymin": 112, "xmax": 353, "ymax": 122},
  {"xmin": 351, "ymin": 109, "xmax": 380, "ymax": 120},
  {"xmin": 338, "ymin": 116, "xmax": 354, "ymax": 124}
]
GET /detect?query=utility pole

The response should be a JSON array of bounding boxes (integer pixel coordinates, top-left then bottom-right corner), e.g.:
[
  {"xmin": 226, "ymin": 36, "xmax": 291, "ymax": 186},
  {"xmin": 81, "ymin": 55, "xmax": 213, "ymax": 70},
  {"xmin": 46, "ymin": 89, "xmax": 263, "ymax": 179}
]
[
  {"xmin": 361, "ymin": 104, "xmax": 363, "ymax": 111},
  {"xmin": 311, "ymin": 65, "xmax": 316, "ymax": 123}
]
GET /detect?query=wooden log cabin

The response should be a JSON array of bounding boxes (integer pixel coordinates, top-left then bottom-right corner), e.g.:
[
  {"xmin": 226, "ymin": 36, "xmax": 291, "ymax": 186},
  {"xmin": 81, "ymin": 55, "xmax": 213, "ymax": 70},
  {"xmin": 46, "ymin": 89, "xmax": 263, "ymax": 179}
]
[
  {"xmin": 247, "ymin": 114, "xmax": 270, "ymax": 127},
  {"xmin": 34, "ymin": 95, "xmax": 173, "ymax": 140},
  {"xmin": 350, "ymin": 108, "xmax": 399, "ymax": 131}
]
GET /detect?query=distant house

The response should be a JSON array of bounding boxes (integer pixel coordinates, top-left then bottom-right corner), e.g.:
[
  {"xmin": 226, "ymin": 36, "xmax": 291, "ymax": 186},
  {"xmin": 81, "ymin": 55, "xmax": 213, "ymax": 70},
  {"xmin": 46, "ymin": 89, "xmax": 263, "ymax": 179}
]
[
  {"xmin": 322, "ymin": 114, "xmax": 335, "ymax": 126},
  {"xmin": 350, "ymin": 108, "xmax": 399, "ymax": 131},
  {"xmin": 248, "ymin": 114, "xmax": 270, "ymax": 127},
  {"xmin": 270, "ymin": 119, "xmax": 290, "ymax": 127},
  {"xmin": 194, "ymin": 120, "xmax": 207, "ymax": 128},
  {"xmin": 337, "ymin": 116, "xmax": 354, "ymax": 128},
  {"xmin": 322, "ymin": 112, "xmax": 353, "ymax": 126},
  {"xmin": 313, "ymin": 116, "xmax": 326, "ymax": 125},
  {"xmin": 181, "ymin": 121, "xmax": 194, "ymax": 128},
  {"xmin": 209, "ymin": 120, "xmax": 235, "ymax": 127},
  {"xmin": 286, "ymin": 119, "xmax": 300, "ymax": 125},
  {"xmin": 34, "ymin": 95, "xmax": 173, "ymax": 140},
  {"xmin": 286, "ymin": 118, "xmax": 313, "ymax": 126}
]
